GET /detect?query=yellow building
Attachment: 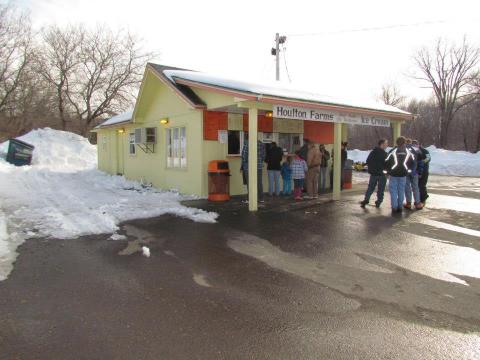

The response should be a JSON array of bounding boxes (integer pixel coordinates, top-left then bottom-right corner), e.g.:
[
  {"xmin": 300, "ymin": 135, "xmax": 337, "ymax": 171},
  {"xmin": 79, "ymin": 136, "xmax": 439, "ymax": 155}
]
[{"xmin": 93, "ymin": 63, "xmax": 412, "ymax": 211}]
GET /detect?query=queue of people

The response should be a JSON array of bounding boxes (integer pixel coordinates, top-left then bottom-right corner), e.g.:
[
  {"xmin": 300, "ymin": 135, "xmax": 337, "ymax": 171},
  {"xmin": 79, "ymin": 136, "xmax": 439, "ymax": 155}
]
[
  {"xmin": 360, "ymin": 136, "xmax": 431, "ymax": 215},
  {"xmin": 241, "ymin": 138, "xmax": 342, "ymax": 202}
]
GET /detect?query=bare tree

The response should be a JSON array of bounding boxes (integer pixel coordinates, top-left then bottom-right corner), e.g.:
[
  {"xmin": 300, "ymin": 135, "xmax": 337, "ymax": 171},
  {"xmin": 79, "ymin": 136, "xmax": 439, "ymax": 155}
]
[
  {"xmin": 413, "ymin": 37, "xmax": 480, "ymax": 148},
  {"xmin": 37, "ymin": 25, "xmax": 84, "ymax": 130},
  {"xmin": 0, "ymin": 4, "xmax": 34, "ymax": 114},
  {"xmin": 38, "ymin": 25, "xmax": 153, "ymax": 134},
  {"xmin": 379, "ymin": 82, "xmax": 406, "ymax": 107},
  {"xmin": 68, "ymin": 27, "xmax": 152, "ymax": 134}
]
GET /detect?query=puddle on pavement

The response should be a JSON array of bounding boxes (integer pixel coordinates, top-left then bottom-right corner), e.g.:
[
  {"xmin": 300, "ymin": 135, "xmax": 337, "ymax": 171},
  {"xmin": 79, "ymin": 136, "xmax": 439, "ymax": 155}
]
[
  {"xmin": 117, "ymin": 225, "xmax": 155, "ymax": 256},
  {"xmin": 227, "ymin": 231, "xmax": 480, "ymax": 323},
  {"xmin": 427, "ymin": 193, "xmax": 480, "ymax": 214}
]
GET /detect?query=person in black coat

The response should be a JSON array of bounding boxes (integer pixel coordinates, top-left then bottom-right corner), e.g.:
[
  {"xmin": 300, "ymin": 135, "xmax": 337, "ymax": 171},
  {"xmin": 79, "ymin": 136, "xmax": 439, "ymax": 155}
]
[
  {"xmin": 385, "ymin": 136, "xmax": 415, "ymax": 213},
  {"xmin": 265, "ymin": 142, "xmax": 284, "ymax": 196},
  {"xmin": 412, "ymin": 140, "xmax": 431, "ymax": 204},
  {"xmin": 360, "ymin": 139, "xmax": 389, "ymax": 208}
]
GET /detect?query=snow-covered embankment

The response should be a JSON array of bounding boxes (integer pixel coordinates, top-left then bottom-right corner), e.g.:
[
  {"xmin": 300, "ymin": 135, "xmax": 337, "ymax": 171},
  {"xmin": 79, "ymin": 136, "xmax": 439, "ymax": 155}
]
[
  {"xmin": 348, "ymin": 146, "xmax": 480, "ymax": 177},
  {"xmin": 0, "ymin": 128, "xmax": 217, "ymax": 280}
]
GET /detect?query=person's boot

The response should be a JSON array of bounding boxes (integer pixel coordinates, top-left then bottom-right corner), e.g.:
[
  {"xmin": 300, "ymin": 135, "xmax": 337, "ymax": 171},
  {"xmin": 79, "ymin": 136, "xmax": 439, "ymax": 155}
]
[
  {"xmin": 403, "ymin": 202, "xmax": 412, "ymax": 210},
  {"xmin": 375, "ymin": 201, "xmax": 381, "ymax": 208},
  {"xmin": 360, "ymin": 200, "xmax": 368, "ymax": 208},
  {"xmin": 415, "ymin": 202, "xmax": 424, "ymax": 210}
]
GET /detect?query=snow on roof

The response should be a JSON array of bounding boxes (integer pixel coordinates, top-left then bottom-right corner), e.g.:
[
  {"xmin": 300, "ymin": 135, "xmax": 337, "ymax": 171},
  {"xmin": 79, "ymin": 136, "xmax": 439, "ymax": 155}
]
[
  {"xmin": 163, "ymin": 70, "xmax": 411, "ymax": 116},
  {"xmin": 97, "ymin": 110, "xmax": 133, "ymax": 128}
]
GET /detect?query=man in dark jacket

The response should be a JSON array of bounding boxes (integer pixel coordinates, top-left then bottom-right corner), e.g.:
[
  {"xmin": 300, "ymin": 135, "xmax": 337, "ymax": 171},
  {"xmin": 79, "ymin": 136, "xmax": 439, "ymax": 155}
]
[
  {"xmin": 265, "ymin": 142, "xmax": 284, "ymax": 196},
  {"xmin": 360, "ymin": 139, "xmax": 388, "ymax": 208},
  {"xmin": 385, "ymin": 136, "xmax": 415, "ymax": 214},
  {"xmin": 412, "ymin": 140, "xmax": 431, "ymax": 204}
]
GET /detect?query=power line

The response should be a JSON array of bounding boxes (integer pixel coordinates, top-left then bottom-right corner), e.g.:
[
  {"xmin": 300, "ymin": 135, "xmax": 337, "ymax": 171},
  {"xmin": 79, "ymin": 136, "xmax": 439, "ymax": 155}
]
[
  {"xmin": 282, "ymin": 45, "xmax": 292, "ymax": 83},
  {"xmin": 286, "ymin": 19, "xmax": 449, "ymax": 38}
]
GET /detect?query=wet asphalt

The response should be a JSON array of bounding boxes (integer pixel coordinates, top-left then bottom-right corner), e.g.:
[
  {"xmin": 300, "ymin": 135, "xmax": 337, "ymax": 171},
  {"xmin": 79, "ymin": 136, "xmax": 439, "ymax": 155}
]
[{"xmin": 0, "ymin": 179, "xmax": 480, "ymax": 359}]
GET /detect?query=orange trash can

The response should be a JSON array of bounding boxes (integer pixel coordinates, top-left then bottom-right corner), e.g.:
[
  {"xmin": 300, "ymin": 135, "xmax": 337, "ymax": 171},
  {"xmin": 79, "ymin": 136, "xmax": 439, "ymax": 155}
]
[
  {"xmin": 208, "ymin": 160, "xmax": 230, "ymax": 201},
  {"xmin": 343, "ymin": 159, "xmax": 353, "ymax": 189}
]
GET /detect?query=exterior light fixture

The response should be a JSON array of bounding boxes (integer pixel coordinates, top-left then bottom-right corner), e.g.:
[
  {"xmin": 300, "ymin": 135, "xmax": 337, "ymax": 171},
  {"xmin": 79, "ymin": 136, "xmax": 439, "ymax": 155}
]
[
  {"xmin": 160, "ymin": 118, "xmax": 169, "ymax": 125},
  {"xmin": 117, "ymin": 129, "xmax": 125, "ymax": 134},
  {"xmin": 265, "ymin": 111, "xmax": 273, "ymax": 118}
]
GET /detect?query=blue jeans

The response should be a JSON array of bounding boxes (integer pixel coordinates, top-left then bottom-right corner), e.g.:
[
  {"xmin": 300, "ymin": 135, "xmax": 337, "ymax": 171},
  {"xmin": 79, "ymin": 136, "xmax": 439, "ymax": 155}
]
[
  {"xmin": 319, "ymin": 167, "xmax": 328, "ymax": 192},
  {"xmin": 283, "ymin": 177, "xmax": 292, "ymax": 195},
  {"xmin": 268, "ymin": 170, "xmax": 281, "ymax": 195},
  {"xmin": 405, "ymin": 174, "xmax": 420, "ymax": 204},
  {"xmin": 389, "ymin": 176, "xmax": 406, "ymax": 209},
  {"xmin": 364, "ymin": 175, "xmax": 387, "ymax": 204}
]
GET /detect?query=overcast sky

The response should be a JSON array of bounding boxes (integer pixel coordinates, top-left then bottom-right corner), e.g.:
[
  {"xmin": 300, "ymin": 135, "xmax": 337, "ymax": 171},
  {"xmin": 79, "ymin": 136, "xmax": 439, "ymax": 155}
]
[{"xmin": 15, "ymin": 0, "xmax": 480, "ymax": 103}]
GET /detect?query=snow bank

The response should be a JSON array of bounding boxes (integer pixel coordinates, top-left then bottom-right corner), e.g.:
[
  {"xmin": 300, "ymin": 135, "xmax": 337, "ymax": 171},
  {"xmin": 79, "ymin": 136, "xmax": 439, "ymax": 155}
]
[
  {"xmin": 0, "ymin": 128, "xmax": 217, "ymax": 280},
  {"xmin": 0, "ymin": 128, "xmax": 97, "ymax": 172},
  {"xmin": 427, "ymin": 146, "xmax": 480, "ymax": 177},
  {"xmin": 348, "ymin": 146, "xmax": 480, "ymax": 177}
]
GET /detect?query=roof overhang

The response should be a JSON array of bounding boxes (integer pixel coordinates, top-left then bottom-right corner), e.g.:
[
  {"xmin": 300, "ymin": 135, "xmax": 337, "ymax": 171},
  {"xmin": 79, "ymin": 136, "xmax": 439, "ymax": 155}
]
[{"xmin": 172, "ymin": 77, "xmax": 414, "ymax": 121}]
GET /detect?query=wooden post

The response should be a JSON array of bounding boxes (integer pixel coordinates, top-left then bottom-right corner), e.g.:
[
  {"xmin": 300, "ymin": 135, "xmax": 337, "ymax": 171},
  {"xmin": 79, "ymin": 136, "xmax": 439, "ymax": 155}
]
[
  {"xmin": 248, "ymin": 107, "xmax": 258, "ymax": 211},
  {"xmin": 392, "ymin": 121, "xmax": 402, "ymax": 144},
  {"xmin": 341, "ymin": 123, "xmax": 348, "ymax": 143},
  {"xmin": 333, "ymin": 123, "xmax": 342, "ymax": 200}
]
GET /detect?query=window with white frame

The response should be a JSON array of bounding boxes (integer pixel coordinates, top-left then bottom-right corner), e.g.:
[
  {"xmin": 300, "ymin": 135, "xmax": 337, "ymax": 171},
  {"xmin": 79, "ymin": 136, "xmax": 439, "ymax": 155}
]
[
  {"xmin": 102, "ymin": 135, "xmax": 107, "ymax": 151},
  {"xmin": 166, "ymin": 127, "xmax": 187, "ymax": 168},
  {"xmin": 129, "ymin": 132, "xmax": 136, "ymax": 155},
  {"xmin": 227, "ymin": 130, "xmax": 245, "ymax": 156}
]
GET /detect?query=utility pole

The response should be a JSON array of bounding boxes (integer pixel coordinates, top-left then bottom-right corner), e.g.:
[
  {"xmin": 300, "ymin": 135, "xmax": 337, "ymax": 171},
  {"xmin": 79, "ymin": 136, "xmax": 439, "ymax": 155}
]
[{"xmin": 271, "ymin": 33, "xmax": 286, "ymax": 81}]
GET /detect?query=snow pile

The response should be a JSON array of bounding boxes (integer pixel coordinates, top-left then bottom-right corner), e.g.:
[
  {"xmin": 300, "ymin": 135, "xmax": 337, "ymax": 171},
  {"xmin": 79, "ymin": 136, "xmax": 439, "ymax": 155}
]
[
  {"xmin": 0, "ymin": 128, "xmax": 217, "ymax": 280},
  {"xmin": 427, "ymin": 146, "xmax": 480, "ymax": 177},
  {"xmin": 0, "ymin": 128, "xmax": 97, "ymax": 172},
  {"xmin": 348, "ymin": 146, "xmax": 480, "ymax": 177}
]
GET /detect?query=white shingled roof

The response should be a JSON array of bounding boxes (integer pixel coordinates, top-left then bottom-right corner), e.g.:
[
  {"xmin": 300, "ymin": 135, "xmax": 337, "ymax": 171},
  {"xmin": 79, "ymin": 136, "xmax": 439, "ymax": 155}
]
[
  {"xmin": 163, "ymin": 70, "xmax": 411, "ymax": 116},
  {"xmin": 96, "ymin": 110, "xmax": 133, "ymax": 128}
]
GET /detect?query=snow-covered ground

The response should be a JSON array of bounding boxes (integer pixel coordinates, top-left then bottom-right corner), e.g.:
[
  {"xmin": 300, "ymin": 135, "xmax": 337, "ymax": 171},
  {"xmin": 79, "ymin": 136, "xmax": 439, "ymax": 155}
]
[
  {"xmin": 0, "ymin": 128, "xmax": 217, "ymax": 281},
  {"xmin": 348, "ymin": 146, "xmax": 480, "ymax": 177}
]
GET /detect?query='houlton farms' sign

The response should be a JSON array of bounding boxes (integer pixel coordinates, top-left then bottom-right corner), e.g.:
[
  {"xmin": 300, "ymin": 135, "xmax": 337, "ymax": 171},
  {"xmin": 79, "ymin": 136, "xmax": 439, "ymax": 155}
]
[{"xmin": 273, "ymin": 105, "xmax": 391, "ymax": 127}]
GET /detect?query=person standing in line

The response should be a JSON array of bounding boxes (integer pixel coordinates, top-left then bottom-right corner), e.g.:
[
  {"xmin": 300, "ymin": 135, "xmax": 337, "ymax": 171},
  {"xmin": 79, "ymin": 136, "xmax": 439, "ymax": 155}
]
[
  {"xmin": 291, "ymin": 152, "xmax": 308, "ymax": 200},
  {"xmin": 384, "ymin": 136, "xmax": 415, "ymax": 214},
  {"xmin": 241, "ymin": 138, "xmax": 266, "ymax": 202},
  {"xmin": 306, "ymin": 142, "xmax": 322, "ymax": 199},
  {"xmin": 404, "ymin": 139, "xmax": 423, "ymax": 210},
  {"xmin": 298, "ymin": 138, "xmax": 310, "ymax": 161},
  {"xmin": 412, "ymin": 139, "xmax": 431, "ymax": 205},
  {"xmin": 360, "ymin": 139, "xmax": 388, "ymax": 208},
  {"xmin": 281, "ymin": 156, "xmax": 293, "ymax": 196},
  {"xmin": 265, "ymin": 142, "xmax": 284, "ymax": 196},
  {"xmin": 319, "ymin": 144, "xmax": 330, "ymax": 192},
  {"xmin": 341, "ymin": 142, "xmax": 348, "ymax": 189}
]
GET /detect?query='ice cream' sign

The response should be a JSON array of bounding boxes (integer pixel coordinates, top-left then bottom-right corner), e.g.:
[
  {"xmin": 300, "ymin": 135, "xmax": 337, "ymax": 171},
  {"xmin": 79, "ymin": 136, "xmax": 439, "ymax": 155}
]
[{"xmin": 273, "ymin": 105, "xmax": 391, "ymax": 127}]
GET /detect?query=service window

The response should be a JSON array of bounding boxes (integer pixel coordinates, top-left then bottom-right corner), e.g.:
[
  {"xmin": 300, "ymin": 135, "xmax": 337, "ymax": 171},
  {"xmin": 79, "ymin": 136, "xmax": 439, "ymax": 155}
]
[
  {"xmin": 166, "ymin": 127, "xmax": 187, "ymax": 168},
  {"xmin": 278, "ymin": 133, "xmax": 303, "ymax": 154},
  {"xmin": 227, "ymin": 130, "xmax": 244, "ymax": 156},
  {"xmin": 129, "ymin": 132, "xmax": 136, "ymax": 155}
]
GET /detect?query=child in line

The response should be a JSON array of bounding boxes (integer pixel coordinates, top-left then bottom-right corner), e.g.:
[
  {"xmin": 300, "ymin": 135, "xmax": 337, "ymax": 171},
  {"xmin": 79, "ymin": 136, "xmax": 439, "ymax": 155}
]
[
  {"xmin": 291, "ymin": 152, "xmax": 308, "ymax": 200},
  {"xmin": 281, "ymin": 156, "xmax": 293, "ymax": 196}
]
